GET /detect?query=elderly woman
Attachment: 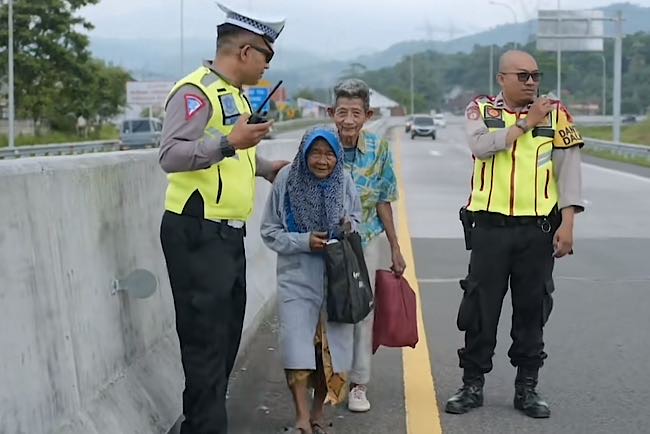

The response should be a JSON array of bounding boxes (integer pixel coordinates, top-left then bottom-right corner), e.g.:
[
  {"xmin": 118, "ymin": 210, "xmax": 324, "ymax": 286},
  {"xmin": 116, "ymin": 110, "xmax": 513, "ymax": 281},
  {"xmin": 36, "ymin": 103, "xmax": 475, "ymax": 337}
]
[{"xmin": 261, "ymin": 125, "xmax": 361, "ymax": 434}]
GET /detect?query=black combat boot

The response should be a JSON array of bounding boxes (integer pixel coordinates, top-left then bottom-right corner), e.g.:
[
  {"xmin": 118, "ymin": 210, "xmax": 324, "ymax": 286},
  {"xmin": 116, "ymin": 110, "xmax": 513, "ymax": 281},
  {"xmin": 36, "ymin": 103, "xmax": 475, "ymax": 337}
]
[
  {"xmin": 514, "ymin": 368, "xmax": 551, "ymax": 418},
  {"xmin": 445, "ymin": 373, "xmax": 484, "ymax": 414}
]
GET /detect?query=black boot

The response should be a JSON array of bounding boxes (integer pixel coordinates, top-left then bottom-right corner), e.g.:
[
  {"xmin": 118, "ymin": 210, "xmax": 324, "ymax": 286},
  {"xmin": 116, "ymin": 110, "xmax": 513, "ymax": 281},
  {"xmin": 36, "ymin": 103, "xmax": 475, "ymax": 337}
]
[
  {"xmin": 445, "ymin": 374, "xmax": 484, "ymax": 415},
  {"xmin": 514, "ymin": 369, "xmax": 550, "ymax": 418}
]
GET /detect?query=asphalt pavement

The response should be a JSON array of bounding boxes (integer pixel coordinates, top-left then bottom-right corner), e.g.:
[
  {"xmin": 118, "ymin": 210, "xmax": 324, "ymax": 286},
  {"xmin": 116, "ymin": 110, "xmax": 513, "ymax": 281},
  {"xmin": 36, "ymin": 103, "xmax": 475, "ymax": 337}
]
[{"xmin": 220, "ymin": 117, "xmax": 650, "ymax": 434}]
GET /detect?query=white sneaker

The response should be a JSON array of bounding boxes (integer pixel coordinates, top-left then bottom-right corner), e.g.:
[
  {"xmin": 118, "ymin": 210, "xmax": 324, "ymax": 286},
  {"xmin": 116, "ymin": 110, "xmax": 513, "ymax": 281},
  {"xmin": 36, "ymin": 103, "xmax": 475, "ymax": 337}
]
[{"xmin": 348, "ymin": 385, "xmax": 371, "ymax": 412}]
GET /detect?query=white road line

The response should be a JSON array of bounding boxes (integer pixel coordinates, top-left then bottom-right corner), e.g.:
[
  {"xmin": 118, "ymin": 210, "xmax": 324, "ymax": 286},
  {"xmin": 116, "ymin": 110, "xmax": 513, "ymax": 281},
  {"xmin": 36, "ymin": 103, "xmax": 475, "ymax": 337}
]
[{"xmin": 583, "ymin": 162, "xmax": 650, "ymax": 183}]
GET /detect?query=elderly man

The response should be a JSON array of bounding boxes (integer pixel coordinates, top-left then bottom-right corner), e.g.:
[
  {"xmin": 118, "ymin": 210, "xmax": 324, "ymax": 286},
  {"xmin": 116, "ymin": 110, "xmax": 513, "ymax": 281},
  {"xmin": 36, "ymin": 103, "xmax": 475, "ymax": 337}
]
[
  {"xmin": 445, "ymin": 50, "xmax": 584, "ymax": 419},
  {"xmin": 328, "ymin": 78, "xmax": 407, "ymax": 413}
]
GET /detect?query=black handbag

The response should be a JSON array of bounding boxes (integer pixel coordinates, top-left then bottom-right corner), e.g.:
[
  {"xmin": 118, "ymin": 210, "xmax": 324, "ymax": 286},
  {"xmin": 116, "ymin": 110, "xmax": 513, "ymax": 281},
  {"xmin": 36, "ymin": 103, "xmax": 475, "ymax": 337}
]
[{"xmin": 324, "ymin": 231, "xmax": 374, "ymax": 324}]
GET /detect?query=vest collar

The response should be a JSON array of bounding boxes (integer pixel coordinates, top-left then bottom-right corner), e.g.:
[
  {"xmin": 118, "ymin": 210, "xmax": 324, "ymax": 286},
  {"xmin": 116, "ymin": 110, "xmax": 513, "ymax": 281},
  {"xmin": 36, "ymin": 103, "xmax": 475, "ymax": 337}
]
[
  {"xmin": 493, "ymin": 92, "xmax": 533, "ymax": 113},
  {"xmin": 202, "ymin": 60, "xmax": 242, "ymax": 90}
]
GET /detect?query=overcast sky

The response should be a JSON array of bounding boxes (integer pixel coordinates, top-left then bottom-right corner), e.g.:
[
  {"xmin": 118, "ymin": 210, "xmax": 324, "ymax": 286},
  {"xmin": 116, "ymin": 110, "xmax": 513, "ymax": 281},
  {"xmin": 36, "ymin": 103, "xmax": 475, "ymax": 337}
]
[{"xmin": 81, "ymin": 0, "xmax": 650, "ymax": 56}]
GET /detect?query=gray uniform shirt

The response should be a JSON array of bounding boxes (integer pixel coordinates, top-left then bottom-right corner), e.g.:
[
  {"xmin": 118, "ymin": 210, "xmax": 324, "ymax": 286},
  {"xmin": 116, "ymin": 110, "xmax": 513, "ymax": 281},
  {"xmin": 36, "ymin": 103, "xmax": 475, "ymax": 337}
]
[
  {"xmin": 465, "ymin": 93, "xmax": 584, "ymax": 212},
  {"xmin": 158, "ymin": 61, "xmax": 272, "ymax": 177}
]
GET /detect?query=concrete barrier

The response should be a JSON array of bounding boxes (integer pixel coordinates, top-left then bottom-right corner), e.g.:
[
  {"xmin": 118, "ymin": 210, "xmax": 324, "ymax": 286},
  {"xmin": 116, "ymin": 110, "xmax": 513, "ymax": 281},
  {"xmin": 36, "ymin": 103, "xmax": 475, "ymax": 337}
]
[
  {"xmin": 0, "ymin": 138, "xmax": 295, "ymax": 433},
  {"xmin": 0, "ymin": 120, "xmax": 389, "ymax": 434}
]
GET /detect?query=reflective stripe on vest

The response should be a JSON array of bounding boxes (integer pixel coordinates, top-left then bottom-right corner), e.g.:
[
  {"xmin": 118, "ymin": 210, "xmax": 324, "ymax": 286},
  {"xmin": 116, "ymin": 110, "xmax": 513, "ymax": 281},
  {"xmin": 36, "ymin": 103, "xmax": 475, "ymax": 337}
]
[
  {"xmin": 467, "ymin": 101, "xmax": 558, "ymax": 216},
  {"xmin": 164, "ymin": 66, "xmax": 257, "ymax": 221}
]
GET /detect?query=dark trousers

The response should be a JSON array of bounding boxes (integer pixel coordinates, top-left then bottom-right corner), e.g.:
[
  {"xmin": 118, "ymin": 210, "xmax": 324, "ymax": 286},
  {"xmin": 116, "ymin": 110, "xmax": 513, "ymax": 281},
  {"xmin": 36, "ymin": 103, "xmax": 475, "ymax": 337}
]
[
  {"xmin": 160, "ymin": 211, "xmax": 246, "ymax": 434},
  {"xmin": 457, "ymin": 214, "xmax": 558, "ymax": 381}
]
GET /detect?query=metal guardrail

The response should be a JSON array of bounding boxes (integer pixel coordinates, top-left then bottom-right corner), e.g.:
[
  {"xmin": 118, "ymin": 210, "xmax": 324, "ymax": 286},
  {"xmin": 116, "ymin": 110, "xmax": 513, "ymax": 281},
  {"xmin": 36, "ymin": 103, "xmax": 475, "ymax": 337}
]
[
  {"xmin": 0, "ymin": 140, "xmax": 124, "ymax": 160},
  {"xmin": 583, "ymin": 137, "xmax": 650, "ymax": 161},
  {"xmin": 0, "ymin": 119, "xmax": 335, "ymax": 160}
]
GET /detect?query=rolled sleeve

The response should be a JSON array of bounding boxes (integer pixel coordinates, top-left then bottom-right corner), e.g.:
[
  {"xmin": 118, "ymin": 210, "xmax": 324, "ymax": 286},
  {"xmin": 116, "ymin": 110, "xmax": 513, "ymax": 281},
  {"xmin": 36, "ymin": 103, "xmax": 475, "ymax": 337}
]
[
  {"xmin": 553, "ymin": 146, "xmax": 584, "ymax": 212},
  {"xmin": 158, "ymin": 84, "xmax": 225, "ymax": 173}
]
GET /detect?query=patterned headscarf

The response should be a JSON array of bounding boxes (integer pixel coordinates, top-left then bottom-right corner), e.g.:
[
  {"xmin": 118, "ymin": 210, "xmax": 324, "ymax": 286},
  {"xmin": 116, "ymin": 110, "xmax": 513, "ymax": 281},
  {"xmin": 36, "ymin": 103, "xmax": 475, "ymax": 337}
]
[{"xmin": 285, "ymin": 125, "xmax": 345, "ymax": 234}]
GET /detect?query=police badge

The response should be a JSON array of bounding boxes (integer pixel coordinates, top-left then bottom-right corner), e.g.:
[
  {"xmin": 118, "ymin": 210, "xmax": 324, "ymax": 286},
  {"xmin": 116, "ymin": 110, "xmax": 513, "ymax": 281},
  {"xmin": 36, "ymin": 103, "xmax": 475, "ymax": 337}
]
[{"xmin": 219, "ymin": 93, "xmax": 241, "ymax": 125}]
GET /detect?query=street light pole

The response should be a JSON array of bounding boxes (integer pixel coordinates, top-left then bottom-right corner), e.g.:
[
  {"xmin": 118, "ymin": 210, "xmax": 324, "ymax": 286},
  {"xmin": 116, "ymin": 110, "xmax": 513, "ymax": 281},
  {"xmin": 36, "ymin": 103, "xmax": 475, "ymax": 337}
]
[
  {"xmin": 8, "ymin": 0, "xmax": 15, "ymax": 149},
  {"xmin": 489, "ymin": 45, "xmax": 494, "ymax": 95},
  {"xmin": 409, "ymin": 54, "xmax": 414, "ymax": 114},
  {"xmin": 556, "ymin": 0, "xmax": 562, "ymax": 99},
  {"xmin": 180, "ymin": 0, "xmax": 184, "ymax": 76},
  {"xmin": 600, "ymin": 54, "xmax": 606, "ymax": 116},
  {"xmin": 489, "ymin": 1, "xmax": 519, "ymax": 48},
  {"xmin": 612, "ymin": 10, "xmax": 623, "ymax": 143}
]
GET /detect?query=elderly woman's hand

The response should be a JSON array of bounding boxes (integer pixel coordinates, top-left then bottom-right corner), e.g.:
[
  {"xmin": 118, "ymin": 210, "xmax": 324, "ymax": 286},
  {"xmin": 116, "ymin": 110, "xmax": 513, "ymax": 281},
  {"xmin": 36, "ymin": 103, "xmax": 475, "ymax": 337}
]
[{"xmin": 309, "ymin": 231, "xmax": 329, "ymax": 252}]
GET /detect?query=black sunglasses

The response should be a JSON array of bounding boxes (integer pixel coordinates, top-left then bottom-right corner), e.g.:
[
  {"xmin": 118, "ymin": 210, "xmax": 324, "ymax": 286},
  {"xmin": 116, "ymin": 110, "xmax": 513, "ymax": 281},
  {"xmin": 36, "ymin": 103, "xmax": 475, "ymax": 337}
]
[
  {"xmin": 500, "ymin": 71, "xmax": 543, "ymax": 82},
  {"xmin": 243, "ymin": 44, "xmax": 274, "ymax": 63}
]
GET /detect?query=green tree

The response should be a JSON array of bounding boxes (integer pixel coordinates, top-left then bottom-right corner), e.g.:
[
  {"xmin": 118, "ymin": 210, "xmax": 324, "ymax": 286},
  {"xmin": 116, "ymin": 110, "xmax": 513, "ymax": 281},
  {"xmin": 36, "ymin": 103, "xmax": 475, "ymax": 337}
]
[
  {"xmin": 340, "ymin": 62, "xmax": 367, "ymax": 79},
  {"xmin": 0, "ymin": 0, "xmax": 130, "ymax": 133},
  {"xmin": 293, "ymin": 88, "xmax": 331, "ymax": 104}
]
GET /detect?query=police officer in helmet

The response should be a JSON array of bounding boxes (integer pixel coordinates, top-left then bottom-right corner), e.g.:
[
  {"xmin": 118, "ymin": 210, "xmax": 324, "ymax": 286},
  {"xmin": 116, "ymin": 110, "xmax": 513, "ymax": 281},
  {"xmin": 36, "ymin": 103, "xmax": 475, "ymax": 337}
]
[{"xmin": 158, "ymin": 4, "xmax": 288, "ymax": 433}]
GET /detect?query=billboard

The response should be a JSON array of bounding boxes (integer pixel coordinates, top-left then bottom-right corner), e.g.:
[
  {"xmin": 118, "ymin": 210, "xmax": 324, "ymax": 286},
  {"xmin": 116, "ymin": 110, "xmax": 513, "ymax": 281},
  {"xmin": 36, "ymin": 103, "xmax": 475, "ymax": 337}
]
[
  {"xmin": 247, "ymin": 87, "xmax": 271, "ymax": 113},
  {"xmin": 126, "ymin": 81, "xmax": 175, "ymax": 107},
  {"xmin": 537, "ymin": 9, "xmax": 605, "ymax": 52}
]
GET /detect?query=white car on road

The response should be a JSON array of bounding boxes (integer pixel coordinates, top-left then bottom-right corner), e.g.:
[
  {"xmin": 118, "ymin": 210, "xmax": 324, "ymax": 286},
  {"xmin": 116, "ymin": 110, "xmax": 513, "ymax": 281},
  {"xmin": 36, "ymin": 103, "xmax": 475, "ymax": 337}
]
[{"xmin": 433, "ymin": 113, "xmax": 447, "ymax": 128}]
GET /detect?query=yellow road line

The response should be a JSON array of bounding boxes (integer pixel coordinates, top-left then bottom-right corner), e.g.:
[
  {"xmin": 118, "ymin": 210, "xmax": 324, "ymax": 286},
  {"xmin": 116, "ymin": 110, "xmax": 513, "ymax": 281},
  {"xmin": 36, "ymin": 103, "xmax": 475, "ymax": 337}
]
[{"xmin": 394, "ymin": 130, "xmax": 443, "ymax": 434}]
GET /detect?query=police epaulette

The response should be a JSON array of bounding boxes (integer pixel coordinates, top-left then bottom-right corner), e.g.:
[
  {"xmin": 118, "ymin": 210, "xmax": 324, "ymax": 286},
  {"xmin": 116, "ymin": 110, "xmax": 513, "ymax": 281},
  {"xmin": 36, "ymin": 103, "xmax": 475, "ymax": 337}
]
[{"xmin": 471, "ymin": 94, "xmax": 495, "ymax": 104}]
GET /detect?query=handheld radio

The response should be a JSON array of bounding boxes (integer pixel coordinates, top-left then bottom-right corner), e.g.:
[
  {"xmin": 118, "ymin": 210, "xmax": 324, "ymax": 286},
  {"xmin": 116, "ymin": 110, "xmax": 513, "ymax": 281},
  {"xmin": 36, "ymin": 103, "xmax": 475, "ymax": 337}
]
[{"xmin": 248, "ymin": 80, "xmax": 283, "ymax": 124}]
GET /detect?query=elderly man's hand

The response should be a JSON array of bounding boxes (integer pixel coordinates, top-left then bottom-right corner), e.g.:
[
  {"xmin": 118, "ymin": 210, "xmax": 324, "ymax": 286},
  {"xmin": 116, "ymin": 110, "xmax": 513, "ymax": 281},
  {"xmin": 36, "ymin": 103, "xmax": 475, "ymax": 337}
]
[{"xmin": 391, "ymin": 247, "xmax": 407, "ymax": 277}]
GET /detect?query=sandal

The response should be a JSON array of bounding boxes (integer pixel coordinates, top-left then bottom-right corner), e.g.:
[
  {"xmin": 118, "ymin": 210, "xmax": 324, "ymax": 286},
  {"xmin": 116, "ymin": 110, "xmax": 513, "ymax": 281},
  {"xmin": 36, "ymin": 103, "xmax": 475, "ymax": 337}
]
[
  {"xmin": 283, "ymin": 427, "xmax": 308, "ymax": 434},
  {"xmin": 311, "ymin": 421, "xmax": 330, "ymax": 434}
]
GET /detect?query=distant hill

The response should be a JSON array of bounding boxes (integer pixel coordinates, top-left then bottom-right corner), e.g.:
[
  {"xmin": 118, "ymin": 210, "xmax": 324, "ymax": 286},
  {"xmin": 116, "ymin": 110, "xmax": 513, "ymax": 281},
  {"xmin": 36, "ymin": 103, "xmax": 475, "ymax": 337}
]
[{"xmin": 89, "ymin": 2, "xmax": 650, "ymax": 91}]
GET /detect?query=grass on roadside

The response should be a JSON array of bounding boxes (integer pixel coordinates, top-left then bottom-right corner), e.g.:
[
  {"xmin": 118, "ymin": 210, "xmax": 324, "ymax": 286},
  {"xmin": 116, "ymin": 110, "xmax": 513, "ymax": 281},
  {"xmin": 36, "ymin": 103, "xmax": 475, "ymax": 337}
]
[
  {"xmin": 579, "ymin": 118, "xmax": 650, "ymax": 145},
  {"xmin": 0, "ymin": 125, "xmax": 119, "ymax": 148},
  {"xmin": 583, "ymin": 147, "xmax": 650, "ymax": 168}
]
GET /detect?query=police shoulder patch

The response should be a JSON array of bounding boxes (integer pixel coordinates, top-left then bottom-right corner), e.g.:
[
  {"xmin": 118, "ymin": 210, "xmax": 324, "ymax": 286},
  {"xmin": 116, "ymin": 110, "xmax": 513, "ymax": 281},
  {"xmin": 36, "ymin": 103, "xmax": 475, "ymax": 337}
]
[
  {"xmin": 184, "ymin": 94, "xmax": 206, "ymax": 120},
  {"xmin": 485, "ymin": 107, "xmax": 502, "ymax": 119},
  {"xmin": 466, "ymin": 104, "xmax": 481, "ymax": 120}
]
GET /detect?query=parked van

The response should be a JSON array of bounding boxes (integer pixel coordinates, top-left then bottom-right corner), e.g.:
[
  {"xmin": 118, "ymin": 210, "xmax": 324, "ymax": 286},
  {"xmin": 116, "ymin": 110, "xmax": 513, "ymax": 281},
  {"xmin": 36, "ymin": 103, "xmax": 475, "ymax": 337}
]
[{"xmin": 120, "ymin": 118, "xmax": 163, "ymax": 148}]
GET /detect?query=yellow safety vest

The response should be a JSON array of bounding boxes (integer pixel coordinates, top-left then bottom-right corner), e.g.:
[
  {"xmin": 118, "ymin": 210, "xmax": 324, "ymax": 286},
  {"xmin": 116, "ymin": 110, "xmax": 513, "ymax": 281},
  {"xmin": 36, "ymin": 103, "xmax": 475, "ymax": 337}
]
[
  {"xmin": 467, "ymin": 100, "xmax": 561, "ymax": 217},
  {"xmin": 164, "ymin": 66, "xmax": 257, "ymax": 221}
]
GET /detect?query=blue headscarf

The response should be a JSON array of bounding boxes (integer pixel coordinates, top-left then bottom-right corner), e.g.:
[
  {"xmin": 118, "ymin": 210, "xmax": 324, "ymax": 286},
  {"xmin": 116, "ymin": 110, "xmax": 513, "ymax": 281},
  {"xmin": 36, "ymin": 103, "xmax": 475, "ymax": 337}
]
[{"xmin": 285, "ymin": 125, "xmax": 345, "ymax": 235}]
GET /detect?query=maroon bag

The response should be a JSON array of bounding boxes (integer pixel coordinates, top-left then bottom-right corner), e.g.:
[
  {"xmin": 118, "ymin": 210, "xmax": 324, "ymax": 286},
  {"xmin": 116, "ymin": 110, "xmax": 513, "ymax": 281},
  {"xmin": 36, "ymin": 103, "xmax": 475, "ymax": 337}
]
[{"xmin": 372, "ymin": 270, "xmax": 419, "ymax": 353}]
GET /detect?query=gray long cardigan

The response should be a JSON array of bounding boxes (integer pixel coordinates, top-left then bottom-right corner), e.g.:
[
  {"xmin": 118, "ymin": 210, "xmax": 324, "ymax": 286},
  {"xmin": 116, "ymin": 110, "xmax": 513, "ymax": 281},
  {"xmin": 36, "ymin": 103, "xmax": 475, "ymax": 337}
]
[{"xmin": 260, "ymin": 165, "xmax": 362, "ymax": 372}]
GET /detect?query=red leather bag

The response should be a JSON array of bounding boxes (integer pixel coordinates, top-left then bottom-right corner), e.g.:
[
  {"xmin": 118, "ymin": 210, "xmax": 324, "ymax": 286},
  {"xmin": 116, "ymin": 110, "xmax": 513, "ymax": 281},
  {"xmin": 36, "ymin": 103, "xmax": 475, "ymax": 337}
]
[{"xmin": 372, "ymin": 270, "xmax": 419, "ymax": 353}]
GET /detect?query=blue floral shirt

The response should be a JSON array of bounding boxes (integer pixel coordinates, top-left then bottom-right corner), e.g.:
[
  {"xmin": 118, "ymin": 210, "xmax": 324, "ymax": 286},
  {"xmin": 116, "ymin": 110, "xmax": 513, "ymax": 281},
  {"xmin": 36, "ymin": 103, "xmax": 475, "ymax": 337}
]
[{"xmin": 343, "ymin": 129, "xmax": 398, "ymax": 245}]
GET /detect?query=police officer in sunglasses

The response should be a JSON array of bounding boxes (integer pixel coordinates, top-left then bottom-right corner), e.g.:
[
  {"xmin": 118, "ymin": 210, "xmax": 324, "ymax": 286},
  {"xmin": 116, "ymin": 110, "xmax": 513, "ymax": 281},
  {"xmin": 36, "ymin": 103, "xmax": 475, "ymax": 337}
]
[
  {"xmin": 158, "ymin": 4, "xmax": 290, "ymax": 433},
  {"xmin": 446, "ymin": 50, "xmax": 585, "ymax": 419}
]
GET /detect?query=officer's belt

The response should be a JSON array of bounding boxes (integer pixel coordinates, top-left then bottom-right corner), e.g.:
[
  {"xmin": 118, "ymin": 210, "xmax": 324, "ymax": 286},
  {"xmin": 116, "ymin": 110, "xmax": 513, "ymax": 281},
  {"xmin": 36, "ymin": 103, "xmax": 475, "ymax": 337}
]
[
  {"xmin": 472, "ymin": 210, "xmax": 558, "ymax": 228},
  {"xmin": 207, "ymin": 218, "xmax": 246, "ymax": 229}
]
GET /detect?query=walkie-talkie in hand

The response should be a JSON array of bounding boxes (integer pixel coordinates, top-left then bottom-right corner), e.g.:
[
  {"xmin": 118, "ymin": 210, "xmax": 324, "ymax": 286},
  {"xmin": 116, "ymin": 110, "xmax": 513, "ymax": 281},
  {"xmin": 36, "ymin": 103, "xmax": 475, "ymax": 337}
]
[{"xmin": 248, "ymin": 80, "xmax": 283, "ymax": 124}]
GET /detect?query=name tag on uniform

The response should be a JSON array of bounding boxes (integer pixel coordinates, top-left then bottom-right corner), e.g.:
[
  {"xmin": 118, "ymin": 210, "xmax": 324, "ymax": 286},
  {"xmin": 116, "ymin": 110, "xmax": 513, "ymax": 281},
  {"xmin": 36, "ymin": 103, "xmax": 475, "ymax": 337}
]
[{"xmin": 219, "ymin": 93, "xmax": 241, "ymax": 125}]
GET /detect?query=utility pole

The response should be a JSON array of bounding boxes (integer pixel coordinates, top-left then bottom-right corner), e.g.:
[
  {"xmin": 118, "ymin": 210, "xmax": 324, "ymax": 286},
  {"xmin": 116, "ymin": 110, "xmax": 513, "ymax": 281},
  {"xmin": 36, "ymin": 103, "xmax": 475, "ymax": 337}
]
[
  {"xmin": 409, "ymin": 54, "xmax": 414, "ymax": 114},
  {"xmin": 600, "ymin": 54, "xmax": 606, "ymax": 116},
  {"xmin": 180, "ymin": 0, "xmax": 184, "ymax": 76},
  {"xmin": 612, "ymin": 10, "xmax": 623, "ymax": 142},
  {"xmin": 489, "ymin": 45, "xmax": 494, "ymax": 95},
  {"xmin": 8, "ymin": 0, "xmax": 15, "ymax": 149},
  {"xmin": 556, "ymin": 0, "xmax": 562, "ymax": 99}
]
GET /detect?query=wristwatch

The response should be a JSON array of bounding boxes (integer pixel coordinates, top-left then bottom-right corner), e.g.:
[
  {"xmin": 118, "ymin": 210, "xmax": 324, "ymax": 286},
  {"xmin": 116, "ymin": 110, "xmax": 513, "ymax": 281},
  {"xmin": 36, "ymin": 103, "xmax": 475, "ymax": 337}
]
[
  {"xmin": 515, "ymin": 119, "xmax": 531, "ymax": 133},
  {"xmin": 219, "ymin": 135, "xmax": 236, "ymax": 158}
]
